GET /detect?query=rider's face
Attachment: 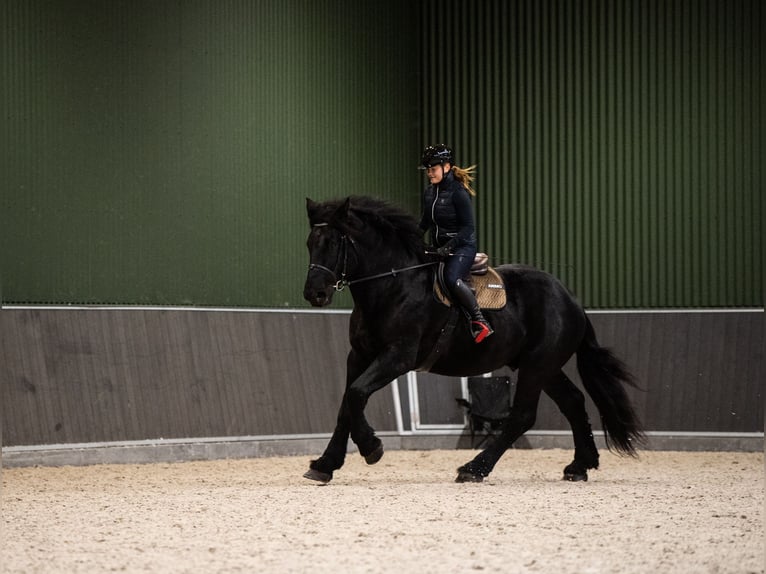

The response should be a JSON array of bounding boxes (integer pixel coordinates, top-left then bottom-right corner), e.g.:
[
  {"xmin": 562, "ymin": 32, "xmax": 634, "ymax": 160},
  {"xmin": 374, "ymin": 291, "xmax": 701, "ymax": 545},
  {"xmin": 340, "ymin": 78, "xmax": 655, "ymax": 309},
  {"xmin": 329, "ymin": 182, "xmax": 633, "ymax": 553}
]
[{"xmin": 426, "ymin": 163, "xmax": 450, "ymax": 185}]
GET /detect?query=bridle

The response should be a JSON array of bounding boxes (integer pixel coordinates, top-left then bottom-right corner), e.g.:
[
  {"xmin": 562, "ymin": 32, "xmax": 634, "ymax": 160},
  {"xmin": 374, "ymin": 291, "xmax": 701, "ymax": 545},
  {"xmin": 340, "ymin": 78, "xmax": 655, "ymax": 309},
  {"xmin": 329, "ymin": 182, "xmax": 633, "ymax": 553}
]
[
  {"xmin": 307, "ymin": 224, "xmax": 351, "ymax": 292},
  {"xmin": 308, "ymin": 223, "xmax": 437, "ymax": 292}
]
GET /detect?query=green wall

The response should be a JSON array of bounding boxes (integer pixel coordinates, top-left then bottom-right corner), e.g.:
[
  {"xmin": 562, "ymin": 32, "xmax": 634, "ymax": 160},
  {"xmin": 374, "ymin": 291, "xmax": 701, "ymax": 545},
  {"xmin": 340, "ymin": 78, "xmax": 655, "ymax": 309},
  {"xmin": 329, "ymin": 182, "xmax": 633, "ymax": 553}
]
[
  {"xmin": 2, "ymin": 0, "xmax": 763, "ymax": 308},
  {"xmin": 1, "ymin": 0, "xmax": 421, "ymax": 306},
  {"xmin": 421, "ymin": 0, "xmax": 763, "ymax": 307}
]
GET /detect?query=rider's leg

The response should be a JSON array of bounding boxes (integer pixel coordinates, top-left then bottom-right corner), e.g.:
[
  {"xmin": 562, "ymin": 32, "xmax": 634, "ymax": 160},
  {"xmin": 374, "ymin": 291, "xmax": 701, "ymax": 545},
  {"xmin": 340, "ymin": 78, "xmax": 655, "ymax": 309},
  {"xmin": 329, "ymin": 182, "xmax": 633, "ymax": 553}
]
[
  {"xmin": 450, "ymin": 278, "xmax": 494, "ymax": 343},
  {"xmin": 445, "ymin": 252, "xmax": 493, "ymax": 343}
]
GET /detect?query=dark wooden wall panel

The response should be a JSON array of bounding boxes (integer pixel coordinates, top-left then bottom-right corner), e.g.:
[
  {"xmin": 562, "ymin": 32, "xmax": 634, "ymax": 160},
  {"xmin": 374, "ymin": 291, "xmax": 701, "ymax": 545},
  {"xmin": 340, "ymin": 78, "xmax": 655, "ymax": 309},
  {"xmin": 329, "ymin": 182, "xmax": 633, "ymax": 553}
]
[
  {"xmin": 0, "ymin": 309, "xmax": 398, "ymax": 446},
  {"xmin": 528, "ymin": 312, "xmax": 764, "ymax": 433},
  {"xmin": 1, "ymin": 309, "xmax": 763, "ymax": 447},
  {"xmin": 415, "ymin": 373, "xmax": 465, "ymax": 426}
]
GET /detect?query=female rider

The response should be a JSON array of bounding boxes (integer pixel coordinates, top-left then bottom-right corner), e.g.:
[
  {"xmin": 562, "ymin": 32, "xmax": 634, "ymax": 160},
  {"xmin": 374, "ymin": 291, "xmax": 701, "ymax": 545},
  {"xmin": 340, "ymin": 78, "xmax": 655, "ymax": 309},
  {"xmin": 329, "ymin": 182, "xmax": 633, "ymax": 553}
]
[{"xmin": 418, "ymin": 144, "xmax": 493, "ymax": 343}]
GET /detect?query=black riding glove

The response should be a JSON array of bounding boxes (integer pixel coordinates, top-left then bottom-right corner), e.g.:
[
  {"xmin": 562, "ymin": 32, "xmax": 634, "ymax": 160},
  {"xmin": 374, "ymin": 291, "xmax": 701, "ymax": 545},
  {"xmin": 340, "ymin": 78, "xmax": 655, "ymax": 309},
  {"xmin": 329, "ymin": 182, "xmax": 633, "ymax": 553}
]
[{"xmin": 436, "ymin": 245, "xmax": 452, "ymax": 258}]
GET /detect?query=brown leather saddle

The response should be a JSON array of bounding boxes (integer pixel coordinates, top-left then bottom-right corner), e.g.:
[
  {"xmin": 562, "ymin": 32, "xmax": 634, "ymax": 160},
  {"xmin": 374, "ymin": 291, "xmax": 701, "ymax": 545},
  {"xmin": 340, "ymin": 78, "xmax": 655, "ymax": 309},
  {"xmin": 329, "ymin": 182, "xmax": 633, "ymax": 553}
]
[{"xmin": 434, "ymin": 253, "xmax": 507, "ymax": 309}]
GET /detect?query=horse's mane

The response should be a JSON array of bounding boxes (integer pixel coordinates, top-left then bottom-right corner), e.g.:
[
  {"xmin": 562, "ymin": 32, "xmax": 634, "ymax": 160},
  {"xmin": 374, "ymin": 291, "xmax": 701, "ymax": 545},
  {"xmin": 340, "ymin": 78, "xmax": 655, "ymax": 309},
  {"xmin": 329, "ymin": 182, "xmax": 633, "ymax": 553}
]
[{"xmin": 314, "ymin": 196, "xmax": 426, "ymax": 257}]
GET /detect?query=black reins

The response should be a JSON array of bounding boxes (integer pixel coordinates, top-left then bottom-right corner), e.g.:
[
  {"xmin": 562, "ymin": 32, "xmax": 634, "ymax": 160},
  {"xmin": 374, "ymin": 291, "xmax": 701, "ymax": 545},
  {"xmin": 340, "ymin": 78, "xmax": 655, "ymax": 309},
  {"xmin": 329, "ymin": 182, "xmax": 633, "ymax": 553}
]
[{"xmin": 308, "ymin": 223, "xmax": 436, "ymax": 292}]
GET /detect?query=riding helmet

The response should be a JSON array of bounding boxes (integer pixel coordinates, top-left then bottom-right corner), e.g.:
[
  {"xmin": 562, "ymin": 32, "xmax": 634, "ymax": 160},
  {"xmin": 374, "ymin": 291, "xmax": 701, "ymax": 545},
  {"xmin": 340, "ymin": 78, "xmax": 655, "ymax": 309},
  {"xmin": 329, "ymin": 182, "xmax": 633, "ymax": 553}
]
[{"xmin": 420, "ymin": 144, "xmax": 454, "ymax": 169}]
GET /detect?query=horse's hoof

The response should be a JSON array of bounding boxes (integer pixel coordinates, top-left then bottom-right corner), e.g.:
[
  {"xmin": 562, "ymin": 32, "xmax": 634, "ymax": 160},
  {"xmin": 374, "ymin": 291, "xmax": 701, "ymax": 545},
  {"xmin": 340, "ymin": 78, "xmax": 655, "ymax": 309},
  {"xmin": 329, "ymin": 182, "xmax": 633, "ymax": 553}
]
[
  {"xmin": 455, "ymin": 471, "xmax": 484, "ymax": 483},
  {"xmin": 303, "ymin": 468, "xmax": 333, "ymax": 484},
  {"xmin": 563, "ymin": 471, "xmax": 588, "ymax": 482},
  {"xmin": 364, "ymin": 444, "xmax": 384, "ymax": 465}
]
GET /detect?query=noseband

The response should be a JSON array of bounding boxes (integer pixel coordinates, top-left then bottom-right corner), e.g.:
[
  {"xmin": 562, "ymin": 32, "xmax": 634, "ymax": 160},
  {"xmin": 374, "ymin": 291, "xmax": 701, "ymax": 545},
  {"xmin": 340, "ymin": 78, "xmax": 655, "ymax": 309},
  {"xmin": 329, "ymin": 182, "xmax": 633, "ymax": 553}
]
[{"xmin": 308, "ymin": 223, "xmax": 436, "ymax": 292}]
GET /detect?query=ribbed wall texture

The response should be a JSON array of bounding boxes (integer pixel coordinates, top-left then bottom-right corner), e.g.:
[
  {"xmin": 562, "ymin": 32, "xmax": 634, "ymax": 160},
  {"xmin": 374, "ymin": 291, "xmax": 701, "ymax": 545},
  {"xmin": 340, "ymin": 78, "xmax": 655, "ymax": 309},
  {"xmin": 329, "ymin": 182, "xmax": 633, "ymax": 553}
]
[
  {"xmin": 1, "ymin": 1, "xmax": 420, "ymax": 306},
  {"xmin": 2, "ymin": 1, "xmax": 762, "ymax": 308},
  {"xmin": 421, "ymin": 0, "xmax": 763, "ymax": 307}
]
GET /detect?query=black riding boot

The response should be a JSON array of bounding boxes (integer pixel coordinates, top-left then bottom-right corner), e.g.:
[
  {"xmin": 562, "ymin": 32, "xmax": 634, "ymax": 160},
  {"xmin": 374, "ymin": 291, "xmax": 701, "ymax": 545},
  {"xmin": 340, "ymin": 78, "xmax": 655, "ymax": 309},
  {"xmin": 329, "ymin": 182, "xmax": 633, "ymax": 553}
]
[{"xmin": 450, "ymin": 278, "xmax": 494, "ymax": 343}]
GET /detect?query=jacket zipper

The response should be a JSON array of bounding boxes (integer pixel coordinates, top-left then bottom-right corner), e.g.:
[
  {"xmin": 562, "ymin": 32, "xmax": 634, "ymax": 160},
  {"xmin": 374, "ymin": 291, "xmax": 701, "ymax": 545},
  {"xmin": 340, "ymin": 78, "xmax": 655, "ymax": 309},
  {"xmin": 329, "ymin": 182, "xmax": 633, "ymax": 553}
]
[{"xmin": 431, "ymin": 185, "xmax": 440, "ymax": 244}]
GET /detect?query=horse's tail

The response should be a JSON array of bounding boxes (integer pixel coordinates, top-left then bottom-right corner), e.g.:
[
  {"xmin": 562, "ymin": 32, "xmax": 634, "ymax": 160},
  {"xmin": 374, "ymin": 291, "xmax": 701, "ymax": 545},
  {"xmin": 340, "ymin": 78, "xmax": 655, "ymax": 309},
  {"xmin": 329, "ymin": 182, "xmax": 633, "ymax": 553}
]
[{"xmin": 576, "ymin": 317, "xmax": 645, "ymax": 456}]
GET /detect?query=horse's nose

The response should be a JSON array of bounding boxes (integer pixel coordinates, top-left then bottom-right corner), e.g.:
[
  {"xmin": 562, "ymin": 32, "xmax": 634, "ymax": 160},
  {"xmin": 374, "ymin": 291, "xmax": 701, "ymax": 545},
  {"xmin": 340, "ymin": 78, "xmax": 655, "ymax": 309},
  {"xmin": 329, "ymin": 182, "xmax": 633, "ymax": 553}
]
[
  {"xmin": 303, "ymin": 283, "xmax": 331, "ymax": 307},
  {"xmin": 307, "ymin": 291, "xmax": 329, "ymax": 307}
]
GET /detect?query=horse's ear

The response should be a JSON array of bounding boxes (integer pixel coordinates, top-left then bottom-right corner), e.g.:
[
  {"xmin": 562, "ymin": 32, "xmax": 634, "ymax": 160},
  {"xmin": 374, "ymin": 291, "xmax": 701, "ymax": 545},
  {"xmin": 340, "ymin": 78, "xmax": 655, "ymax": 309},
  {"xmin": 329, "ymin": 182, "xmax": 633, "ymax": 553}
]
[
  {"xmin": 341, "ymin": 197, "xmax": 352, "ymax": 218},
  {"xmin": 306, "ymin": 197, "xmax": 321, "ymax": 224},
  {"xmin": 332, "ymin": 197, "xmax": 352, "ymax": 223}
]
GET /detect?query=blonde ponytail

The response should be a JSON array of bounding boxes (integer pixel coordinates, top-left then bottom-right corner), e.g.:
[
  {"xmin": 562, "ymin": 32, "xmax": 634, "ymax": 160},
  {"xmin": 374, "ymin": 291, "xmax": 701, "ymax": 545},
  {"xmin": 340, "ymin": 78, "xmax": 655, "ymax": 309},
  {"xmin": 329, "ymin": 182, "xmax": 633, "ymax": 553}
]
[{"xmin": 452, "ymin": 165, "xmax": 477, "ymax": 196}]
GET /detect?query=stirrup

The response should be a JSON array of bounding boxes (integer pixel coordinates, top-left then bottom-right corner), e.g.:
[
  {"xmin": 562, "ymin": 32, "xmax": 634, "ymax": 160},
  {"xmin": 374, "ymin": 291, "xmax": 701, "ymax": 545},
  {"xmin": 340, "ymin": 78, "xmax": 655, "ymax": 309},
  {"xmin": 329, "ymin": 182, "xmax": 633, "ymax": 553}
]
[{"xmin": 471, "ymin": 320, "xmax": 493, "ymax": 343}]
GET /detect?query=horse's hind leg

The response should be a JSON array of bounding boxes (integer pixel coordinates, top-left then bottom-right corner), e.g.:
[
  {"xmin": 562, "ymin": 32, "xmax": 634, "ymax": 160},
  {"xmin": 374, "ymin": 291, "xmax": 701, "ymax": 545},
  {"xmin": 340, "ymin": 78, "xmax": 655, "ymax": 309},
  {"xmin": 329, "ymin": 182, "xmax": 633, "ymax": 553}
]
[
  {"xmin": 543, "ymin": 371, "xmax": 599, "ymax": 481},
  {"xmin": 456, "ymin": 368, "xmax": 545, "ymax": 482}
]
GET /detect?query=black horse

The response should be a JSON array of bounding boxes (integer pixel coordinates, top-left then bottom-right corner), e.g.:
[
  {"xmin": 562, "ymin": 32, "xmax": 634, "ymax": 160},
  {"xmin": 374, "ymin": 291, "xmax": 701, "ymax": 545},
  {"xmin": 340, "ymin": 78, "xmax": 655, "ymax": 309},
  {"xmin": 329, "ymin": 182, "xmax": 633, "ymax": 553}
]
[{"xmin": 303, "ymin": 196, "xmax": 643, "ymax": 483}]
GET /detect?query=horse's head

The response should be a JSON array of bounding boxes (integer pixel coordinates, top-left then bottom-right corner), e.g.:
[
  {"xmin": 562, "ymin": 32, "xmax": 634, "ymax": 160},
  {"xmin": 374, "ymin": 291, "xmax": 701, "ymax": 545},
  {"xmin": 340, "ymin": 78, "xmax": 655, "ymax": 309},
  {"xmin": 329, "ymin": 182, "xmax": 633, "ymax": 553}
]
[
  {"xmin": 303, "ymin": 197, "xmax": 356, "ymax": 307},
  {"xmin": 303, "ymin": 195, "xmax": 426, "ymax": 306}
]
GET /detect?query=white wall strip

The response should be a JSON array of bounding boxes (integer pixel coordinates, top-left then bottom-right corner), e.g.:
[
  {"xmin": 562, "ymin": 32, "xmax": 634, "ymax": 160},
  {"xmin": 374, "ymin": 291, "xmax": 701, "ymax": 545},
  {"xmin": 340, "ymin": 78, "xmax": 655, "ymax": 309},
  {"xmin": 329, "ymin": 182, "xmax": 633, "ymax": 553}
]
[
  {"xmin": 2, "ymin": 305, "xmax": 762, "ymax": 314},
  {"xmin": 1, "ymin": 305, "xmax": 352, "ymax": 314},
  {"xmin": 585, "ymin": 308, "xmax": 764, "ymax": 314},
  {"xmin": 3, "ymin": 430, "xmax": 761, "ymax": 455}
]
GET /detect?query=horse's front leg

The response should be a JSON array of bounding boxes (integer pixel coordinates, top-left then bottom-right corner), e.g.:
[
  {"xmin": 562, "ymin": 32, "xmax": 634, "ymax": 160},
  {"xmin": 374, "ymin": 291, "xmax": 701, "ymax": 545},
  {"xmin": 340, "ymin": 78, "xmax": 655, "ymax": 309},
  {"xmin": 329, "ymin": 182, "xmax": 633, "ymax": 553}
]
[
  {"xmin": 344, "ymin": 348, "xmax": 415, "ymax": 464},
  {"xmin": 304, "ymin": 351, "xmax": 369, "ymax": 484}
]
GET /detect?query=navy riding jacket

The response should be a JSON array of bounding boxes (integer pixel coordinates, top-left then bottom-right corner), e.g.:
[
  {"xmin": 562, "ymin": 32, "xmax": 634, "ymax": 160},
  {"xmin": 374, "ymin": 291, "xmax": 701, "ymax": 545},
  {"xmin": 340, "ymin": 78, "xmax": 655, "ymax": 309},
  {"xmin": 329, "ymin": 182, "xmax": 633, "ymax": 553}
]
[{"xmin": 418, "ymin": 169, "xmax": 477, "ymax": 251}]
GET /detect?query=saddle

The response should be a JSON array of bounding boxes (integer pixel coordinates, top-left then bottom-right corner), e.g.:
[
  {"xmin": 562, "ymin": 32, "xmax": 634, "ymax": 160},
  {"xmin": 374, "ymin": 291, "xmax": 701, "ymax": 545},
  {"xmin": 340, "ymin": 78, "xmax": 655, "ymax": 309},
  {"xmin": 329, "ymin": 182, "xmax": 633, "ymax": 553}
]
[{"xmin": 434, "ymin": 252, "xmax": 507, "ymax": 309}]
